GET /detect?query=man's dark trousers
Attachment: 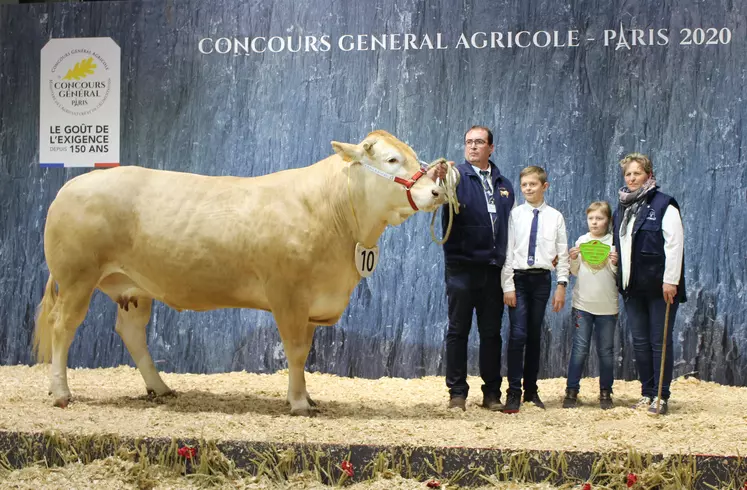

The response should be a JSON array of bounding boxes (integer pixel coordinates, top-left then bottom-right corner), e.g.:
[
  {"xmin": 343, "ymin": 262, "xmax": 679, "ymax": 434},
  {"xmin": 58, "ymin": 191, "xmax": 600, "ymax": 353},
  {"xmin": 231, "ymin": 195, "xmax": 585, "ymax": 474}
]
[
  {"xmin": 506, "ymin": 270, "xmax": 551, "ymax": 396},
  {"xmin": 445, "ymin": 263, "xmax": 504, "ymax": 399}
]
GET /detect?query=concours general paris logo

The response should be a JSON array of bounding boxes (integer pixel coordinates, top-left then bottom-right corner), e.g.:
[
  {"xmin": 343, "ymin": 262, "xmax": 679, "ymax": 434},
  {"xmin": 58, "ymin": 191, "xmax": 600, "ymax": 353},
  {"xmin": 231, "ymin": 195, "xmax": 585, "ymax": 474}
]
[
  {"xmin": 40, "ymin": 37, "xmax": 121, "ymax": 168},
  {"xmin": 48, "ymin": 47, "xmax": 113, "ymax": 116}
]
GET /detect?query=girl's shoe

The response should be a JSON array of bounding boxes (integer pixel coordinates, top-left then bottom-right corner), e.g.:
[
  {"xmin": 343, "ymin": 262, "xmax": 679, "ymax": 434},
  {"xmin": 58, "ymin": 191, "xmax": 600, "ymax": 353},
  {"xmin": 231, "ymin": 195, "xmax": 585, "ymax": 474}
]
[
  {"xmin": 562, "ymin": 388, "xmax": 578, "ymax": 408},
  {"xmin": 599, "ymin": 389, "xmax": 613, "ymax": 410}
]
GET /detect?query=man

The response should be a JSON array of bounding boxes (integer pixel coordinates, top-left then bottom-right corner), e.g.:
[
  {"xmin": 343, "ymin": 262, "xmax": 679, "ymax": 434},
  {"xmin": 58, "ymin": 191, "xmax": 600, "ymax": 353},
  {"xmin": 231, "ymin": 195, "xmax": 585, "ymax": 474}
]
[{"xmin": 441, "ymin": 126, "xmax": 515, "ymax": 411}]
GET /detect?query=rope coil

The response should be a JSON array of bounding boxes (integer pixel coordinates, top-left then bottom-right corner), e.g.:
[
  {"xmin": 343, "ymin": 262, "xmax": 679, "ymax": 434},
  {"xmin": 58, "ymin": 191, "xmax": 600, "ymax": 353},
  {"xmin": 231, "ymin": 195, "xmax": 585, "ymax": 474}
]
[{"xmin": 426, "ymin": 159, "xmax": 460, "ymax": 245}]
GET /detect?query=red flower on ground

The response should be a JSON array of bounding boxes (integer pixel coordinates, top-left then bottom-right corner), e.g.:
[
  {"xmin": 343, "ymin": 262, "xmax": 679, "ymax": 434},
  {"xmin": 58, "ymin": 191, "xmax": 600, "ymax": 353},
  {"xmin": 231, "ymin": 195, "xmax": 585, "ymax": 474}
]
[
  {"xmin": 177, "ymin": 446, "xmax": 197, "ymax": 459},
  {"xmin": 426, "ymin": 479, "xmax": 441, "ymax": 488},
  {"xmin": 627, "ymin": 473, "xmax": 638, "ymax": 487},
  {"xmin": 341, "ymin": 460, "xmax": 354, "ymax": 477},
  {"xmin": 582, "ymin": 483, "xmax": 592, "ymax": 490}
]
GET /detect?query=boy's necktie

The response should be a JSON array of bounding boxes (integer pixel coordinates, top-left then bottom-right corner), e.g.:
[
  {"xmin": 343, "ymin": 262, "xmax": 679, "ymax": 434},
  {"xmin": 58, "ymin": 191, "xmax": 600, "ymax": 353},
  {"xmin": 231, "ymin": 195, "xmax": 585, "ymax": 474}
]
[
  {"xmin": 479, "ymin": 170, "xmax": 497, "ymax": 228},
  {"xmin": 527, "ymin": 208, "xmax": 539, "ymax": 266}
]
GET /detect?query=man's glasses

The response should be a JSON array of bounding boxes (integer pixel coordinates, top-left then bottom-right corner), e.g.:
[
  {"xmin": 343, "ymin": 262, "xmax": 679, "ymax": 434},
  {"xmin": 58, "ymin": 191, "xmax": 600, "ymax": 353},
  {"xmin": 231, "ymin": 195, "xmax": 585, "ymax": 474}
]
[{"xmin": 465, "ymin": 139, "xmax": 487, "ymax": 147}]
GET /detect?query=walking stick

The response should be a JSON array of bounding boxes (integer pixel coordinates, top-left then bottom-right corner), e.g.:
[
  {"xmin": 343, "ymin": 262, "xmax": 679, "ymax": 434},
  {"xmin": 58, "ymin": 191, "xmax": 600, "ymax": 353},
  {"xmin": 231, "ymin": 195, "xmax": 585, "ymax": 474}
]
[{"xmin": 655, "ymin": 301, "xmax": 672, "ymax": 415}]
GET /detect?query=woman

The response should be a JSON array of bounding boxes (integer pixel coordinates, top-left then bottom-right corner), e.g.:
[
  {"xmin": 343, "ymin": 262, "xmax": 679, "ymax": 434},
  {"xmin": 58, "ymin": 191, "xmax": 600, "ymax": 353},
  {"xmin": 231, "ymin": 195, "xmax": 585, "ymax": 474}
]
[{"xmin": 613, "ymin": 153, "xmax": 686, "ymax": 415}]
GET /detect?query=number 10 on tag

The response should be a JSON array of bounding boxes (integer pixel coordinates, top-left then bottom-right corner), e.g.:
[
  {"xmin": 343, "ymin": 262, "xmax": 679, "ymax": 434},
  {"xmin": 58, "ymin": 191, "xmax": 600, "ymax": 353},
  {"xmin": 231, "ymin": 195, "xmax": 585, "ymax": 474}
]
[{"xmin": 355, "ymin": 243, "xmax": 379, "ymax": 277}]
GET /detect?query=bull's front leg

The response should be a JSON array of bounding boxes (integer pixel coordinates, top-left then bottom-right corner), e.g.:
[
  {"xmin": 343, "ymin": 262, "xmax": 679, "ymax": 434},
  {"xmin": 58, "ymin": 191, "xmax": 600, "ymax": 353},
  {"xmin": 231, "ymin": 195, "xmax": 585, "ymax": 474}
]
[
  {"xmin": 269, "ymin": 293, "xmax": 318, "ymax": 416},
  {"xmin": 283, "ymin": 323, "xmax": 318, "ymax": 416}
]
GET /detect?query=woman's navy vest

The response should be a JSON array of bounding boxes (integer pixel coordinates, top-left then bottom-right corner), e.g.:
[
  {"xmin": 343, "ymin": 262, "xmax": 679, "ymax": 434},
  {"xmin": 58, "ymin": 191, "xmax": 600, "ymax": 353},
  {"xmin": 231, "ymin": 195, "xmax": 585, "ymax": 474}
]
[{"xmin": 613, "ymin": 190, "xmax": 687, "ymax": 303}]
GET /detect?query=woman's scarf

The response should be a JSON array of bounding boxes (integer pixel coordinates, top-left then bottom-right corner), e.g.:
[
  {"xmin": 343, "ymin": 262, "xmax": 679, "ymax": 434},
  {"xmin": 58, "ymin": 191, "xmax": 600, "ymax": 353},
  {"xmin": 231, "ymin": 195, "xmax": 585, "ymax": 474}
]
[{"xmin": 618, "ymin": 174, "xmax": 658, "ymax": 236}]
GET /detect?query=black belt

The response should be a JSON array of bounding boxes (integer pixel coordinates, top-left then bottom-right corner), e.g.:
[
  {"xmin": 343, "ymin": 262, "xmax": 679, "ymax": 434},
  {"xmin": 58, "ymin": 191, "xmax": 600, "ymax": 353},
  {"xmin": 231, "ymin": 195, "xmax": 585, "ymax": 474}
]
[{"xmin": 514, "ymin": 268, "xmax": 551, "ymax": 275}]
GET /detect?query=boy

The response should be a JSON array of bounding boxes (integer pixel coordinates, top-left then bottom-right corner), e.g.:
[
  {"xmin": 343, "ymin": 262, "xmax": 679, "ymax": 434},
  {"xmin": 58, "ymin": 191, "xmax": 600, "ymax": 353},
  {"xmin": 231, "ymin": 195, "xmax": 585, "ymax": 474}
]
[{"xmin": 501, "ymin": 166, "xmax": 570, "ymax": 413}]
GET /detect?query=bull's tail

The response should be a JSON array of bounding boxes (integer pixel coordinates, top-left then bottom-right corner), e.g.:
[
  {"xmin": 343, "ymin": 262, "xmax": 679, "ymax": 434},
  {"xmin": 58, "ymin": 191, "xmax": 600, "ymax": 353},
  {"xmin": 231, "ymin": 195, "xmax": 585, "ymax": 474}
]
[{"xmin": 33, "ymin": 274, "xmax": 58, "ymax": 364}]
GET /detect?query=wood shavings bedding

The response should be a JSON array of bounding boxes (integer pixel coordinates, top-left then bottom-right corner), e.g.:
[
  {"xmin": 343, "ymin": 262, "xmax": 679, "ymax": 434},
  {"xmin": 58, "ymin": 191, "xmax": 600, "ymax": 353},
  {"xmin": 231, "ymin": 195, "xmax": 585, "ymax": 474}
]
[{"xmin": 0, "ymin": 365, "xmax": 744, "ymax": 457}]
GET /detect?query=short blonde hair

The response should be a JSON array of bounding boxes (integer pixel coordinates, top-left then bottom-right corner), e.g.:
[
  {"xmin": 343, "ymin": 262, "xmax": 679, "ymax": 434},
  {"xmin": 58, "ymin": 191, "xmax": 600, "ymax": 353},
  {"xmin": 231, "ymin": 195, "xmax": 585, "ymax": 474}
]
[
  {"xmin": 586, "ymin": 201, "xmax": 612, "ymax": 220},
  {"xmin": 519, "ymin": 165, "xmax": 547, "ymax": 184},
  {"xmin": 619, "ymin": 153, "xmax": 653, "ymax": 175},
  {"xmin": 586, "ymin": 201, "xmax": 612, "ymax": 233}
]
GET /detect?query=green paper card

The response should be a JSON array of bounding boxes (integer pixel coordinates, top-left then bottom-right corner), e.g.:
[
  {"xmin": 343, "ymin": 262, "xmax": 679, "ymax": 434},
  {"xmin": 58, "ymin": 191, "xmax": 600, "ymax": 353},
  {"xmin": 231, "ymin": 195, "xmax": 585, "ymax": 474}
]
[{"xmin": 579, "ymin": 240, "xmax": 611, "ymax": 266}]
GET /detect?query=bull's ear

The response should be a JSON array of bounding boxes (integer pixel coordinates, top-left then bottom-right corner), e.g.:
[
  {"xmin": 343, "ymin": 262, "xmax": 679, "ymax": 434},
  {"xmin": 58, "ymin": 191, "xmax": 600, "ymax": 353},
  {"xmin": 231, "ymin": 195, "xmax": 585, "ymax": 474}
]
[{"xmin": 331, "ymin": 141, "xmax": 363, "ymax": 162}]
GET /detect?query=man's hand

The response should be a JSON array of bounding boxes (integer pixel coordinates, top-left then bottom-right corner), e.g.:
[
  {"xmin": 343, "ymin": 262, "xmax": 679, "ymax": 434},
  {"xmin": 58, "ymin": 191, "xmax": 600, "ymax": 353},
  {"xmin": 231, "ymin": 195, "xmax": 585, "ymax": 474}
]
[
  {"xmin": 663, "ymin": 283, "xmax": 677, "ymax": 304},
  {"xmin": 552, "ymin": 255, "xmax": 559, "ymax": 268},
  {"xmin": 552, "ymin": 286, "xmax": 566, "ymax": 312},
  {"xmin": 569, "ymin": 247, "xmax": 580, "ymax": 260},
  {"xmin": 609, "ymin": 250, "xmax": 618, "ymax": 265},
  {"xmin": 427, "ymin": 160, "xmax": 453, "ymax": 182},
  {"xmin": 504, "ymin": 291, "xmax": 517, "ymax": 307}
]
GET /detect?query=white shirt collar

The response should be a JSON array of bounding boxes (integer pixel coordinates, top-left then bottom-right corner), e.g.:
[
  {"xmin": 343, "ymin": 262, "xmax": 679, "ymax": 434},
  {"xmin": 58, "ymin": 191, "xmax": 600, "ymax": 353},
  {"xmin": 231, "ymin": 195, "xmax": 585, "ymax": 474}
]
[
  {"xmin": 525, "ymin": 200, "xmax": 547, "ymax": 211},
  {"xmin": 471, "ymin": 164, "xmax": 491, "ymax": 177}
]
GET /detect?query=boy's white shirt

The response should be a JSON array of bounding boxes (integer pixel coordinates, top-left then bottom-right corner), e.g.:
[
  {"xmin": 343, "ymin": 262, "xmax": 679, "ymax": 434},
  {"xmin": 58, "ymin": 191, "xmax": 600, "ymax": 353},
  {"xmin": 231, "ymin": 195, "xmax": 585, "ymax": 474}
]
[
  {"xmin": 619, "ymin": 205, "xmax": 684, "ymax": 289},
  {"xmin": 501, "ymin": 200, "xmax": 570, "ymax": 293},
  {"xmin": 570, "ymin": 232, "xmax": 619, "ymax": 315}
]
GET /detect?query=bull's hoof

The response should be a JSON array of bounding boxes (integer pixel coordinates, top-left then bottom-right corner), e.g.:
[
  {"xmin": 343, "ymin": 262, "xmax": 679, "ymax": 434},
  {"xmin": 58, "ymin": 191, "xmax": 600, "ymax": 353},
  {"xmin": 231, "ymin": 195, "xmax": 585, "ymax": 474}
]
[
  {"xmin": 146, "ymin": 389, "xmax": 176, "ymax": 402},
  {"xmin": 290, "ymin": 406, "xmax": 318, "ymax": 417},
  {"xmin": 53, "ymin": 395, "xmax": 71, "ymax": 408},
  {"xmin": 306, "ymin": 395, "xmax": 318, "ymax": 407}
]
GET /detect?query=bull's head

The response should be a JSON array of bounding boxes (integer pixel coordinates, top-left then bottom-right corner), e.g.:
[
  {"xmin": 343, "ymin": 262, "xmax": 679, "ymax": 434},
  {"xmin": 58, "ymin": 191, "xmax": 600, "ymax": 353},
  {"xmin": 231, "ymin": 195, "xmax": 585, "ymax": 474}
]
[{"xmin": 331, "ymin": 130, "xmax": 446, "ymax": 224}]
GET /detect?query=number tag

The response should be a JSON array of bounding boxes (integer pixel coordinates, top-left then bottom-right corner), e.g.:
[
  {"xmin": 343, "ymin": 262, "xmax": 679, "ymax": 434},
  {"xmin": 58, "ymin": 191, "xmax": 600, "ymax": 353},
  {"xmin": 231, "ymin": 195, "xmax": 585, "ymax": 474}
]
[{"xmin": 355, "ymin": 243, "xmax": 379, "ymax": 277}]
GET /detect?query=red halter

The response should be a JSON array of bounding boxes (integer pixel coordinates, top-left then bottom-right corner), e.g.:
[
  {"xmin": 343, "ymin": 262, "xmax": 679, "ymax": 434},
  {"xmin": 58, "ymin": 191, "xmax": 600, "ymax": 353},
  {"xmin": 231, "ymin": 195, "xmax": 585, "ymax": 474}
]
[{"xmin": 359, "ymin": 162, "xmax": 429, "ymax": 211}]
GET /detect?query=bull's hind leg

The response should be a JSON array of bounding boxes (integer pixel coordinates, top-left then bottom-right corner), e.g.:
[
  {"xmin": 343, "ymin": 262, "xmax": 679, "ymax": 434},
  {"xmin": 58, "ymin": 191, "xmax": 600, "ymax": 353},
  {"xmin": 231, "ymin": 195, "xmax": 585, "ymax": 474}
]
[
  {"xmin": 49, "ymin": 284, "xmax": 95, "ymax": 408},
  {"xmin": 113, "ymin": 297, "xmax": 173, "ymax": 398}
]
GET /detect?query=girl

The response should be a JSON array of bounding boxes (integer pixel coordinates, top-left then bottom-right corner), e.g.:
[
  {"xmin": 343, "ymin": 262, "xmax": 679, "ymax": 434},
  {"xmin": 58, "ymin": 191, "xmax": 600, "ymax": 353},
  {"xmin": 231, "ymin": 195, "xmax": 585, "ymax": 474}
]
[{"xmin": 563, "ymin": 201, "xmax": 619, "ymax": 409}]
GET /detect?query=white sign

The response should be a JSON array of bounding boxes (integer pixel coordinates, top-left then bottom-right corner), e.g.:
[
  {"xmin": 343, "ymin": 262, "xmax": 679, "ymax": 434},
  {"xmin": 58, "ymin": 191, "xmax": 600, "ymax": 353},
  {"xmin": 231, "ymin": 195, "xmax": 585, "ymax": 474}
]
[{"xmin": 40, "ymin": 37, "xmax": 120, "ymax": 168}]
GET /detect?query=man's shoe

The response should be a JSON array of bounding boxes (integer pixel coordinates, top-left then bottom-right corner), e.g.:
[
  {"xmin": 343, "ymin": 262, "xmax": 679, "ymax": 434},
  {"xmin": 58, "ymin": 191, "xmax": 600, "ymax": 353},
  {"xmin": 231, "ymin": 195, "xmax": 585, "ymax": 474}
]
[
  {"xmin": 599, "ymin": 389, "xmax": 613, "ymax": 410},
  {"xmin": 647, "ymin": 396, "xmax": 668, "ymax": 415},
  {"xmin": 502, "ymin": 391, "xmax": 521, "ymax": 413},
  {"xmin": 631, "ymin": 396, "xmax": 653, "ymax": 409},
  {"xmin": 481, "ymin": 393, "xmax": 503, "ymax": 411},
  {"xmin": 448, "ymin": 396, "xmax": 466, "ymax": 411},
  {"xmin": 524, "ymin": 392, "xmax": 546, "ymax": 410},
  {"xmin": 562, "ymin": 388, "xmax": 579, "ymax": 408}
]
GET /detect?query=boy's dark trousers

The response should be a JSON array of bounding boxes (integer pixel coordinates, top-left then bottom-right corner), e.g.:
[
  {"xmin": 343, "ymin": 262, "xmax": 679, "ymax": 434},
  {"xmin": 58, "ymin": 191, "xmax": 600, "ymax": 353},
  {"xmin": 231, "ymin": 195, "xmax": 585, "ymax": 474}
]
[
  {"xmin": 506, "ymin": 270, "xmax": 552, "ymax": 396},
  {"xmin": 445, "ymin": 263, "xmax": 504, "ymax": 399}
]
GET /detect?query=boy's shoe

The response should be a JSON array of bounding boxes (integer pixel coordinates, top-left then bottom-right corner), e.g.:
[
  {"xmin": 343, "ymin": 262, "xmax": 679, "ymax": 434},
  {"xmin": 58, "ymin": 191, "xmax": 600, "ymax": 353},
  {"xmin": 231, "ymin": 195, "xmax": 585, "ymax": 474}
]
[
  {"xmin": 562, "ymin": 388, "xmax": 579, "ymax": 408},
  {"xmin": 524, "ymin": 392, "xmax": 546, "ymax": 410},
  {"xmin": 502, "ymin": 391, "xmax": 521, "ymax": 413},
  {"xmin": 631, "ymin": 396, "xmax": 653, "ymax": 409},
  {"xmin": 448, "ymin": 396, "xmax": 466, "ymax": 411},
  {"xmin": 647, "ymin": 397, "xmax": 668, "ymax": 415},
  {"xmin": 599, "ymin": 389, "xmax": 613, "ymax": 410},
  {"xmin": 481, "ymin": 393, "xmax": 503, "ymax": 411}
]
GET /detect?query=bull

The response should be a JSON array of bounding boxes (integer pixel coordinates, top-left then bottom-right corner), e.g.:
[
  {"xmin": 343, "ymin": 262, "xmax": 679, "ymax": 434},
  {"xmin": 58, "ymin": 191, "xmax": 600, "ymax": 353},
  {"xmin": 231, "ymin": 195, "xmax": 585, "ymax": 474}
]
[{"xmin": 33, "ymin": 130, "xmax": 448, "ymax": 416}]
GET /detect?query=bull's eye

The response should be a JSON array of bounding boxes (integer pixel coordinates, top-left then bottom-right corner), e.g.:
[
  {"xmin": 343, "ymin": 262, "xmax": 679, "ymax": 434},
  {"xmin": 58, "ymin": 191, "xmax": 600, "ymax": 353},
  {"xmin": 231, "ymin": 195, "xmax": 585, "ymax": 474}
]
[{"xmin": 387, "ymin": 157, "xmax": 398, "ymax": 164}]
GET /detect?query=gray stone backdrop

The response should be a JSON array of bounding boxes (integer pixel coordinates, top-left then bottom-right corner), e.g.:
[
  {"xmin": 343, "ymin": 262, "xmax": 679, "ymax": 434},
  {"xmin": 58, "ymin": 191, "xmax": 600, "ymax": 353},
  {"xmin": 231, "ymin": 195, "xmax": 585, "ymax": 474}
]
[{"xmin": 1, "ymin": 0, "xmax": 745, "ymax": 387}]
